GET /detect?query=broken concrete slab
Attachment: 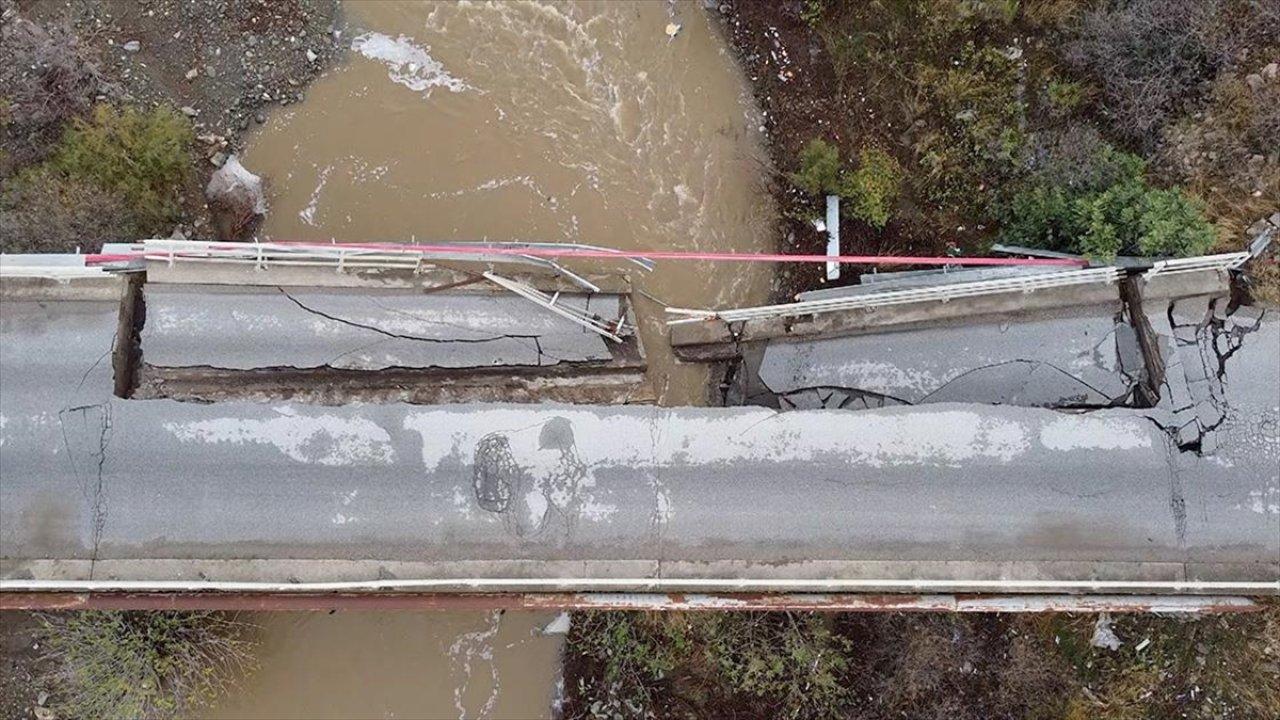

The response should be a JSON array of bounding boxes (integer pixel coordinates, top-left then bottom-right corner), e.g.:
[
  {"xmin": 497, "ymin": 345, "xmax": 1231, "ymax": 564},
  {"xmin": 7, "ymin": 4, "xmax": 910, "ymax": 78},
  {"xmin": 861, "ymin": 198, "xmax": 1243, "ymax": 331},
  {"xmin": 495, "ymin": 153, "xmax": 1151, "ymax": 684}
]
[
  {"xmin": 1143, "ymin": 295, "xmax": 1274, "ymax": 454},
  {"xmin": 758, "ymin": 305, "xmax": 1136, "ymax": 408},
  {"xmin": 141, "ymin": 285, "xmax": 631, "ymax": 371}
]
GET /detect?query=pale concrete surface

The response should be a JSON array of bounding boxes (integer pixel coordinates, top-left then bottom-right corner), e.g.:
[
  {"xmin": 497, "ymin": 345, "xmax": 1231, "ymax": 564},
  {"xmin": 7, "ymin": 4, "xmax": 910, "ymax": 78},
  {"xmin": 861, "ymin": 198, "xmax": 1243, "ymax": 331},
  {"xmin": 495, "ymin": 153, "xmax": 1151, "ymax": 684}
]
[
  {"xmin": 759, "ymin": 305, "xmax": 1138, "ymax": 407},
  {"xmin": 141, "ymin": 285, "xmax": 624, "ymax": 370},
  {"xmin": 2, "ymin": 295, "xmax": 1276, "ymax": 589}
]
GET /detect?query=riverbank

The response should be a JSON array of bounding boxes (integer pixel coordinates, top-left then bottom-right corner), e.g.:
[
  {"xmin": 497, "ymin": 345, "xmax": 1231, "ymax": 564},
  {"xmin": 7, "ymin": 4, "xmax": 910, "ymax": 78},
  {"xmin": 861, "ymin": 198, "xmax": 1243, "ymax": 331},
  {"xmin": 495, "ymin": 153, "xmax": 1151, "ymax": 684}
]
[
  {"xmin": 563, "ymin": 604, "xmax": 1280, "ymax": 720},
  {"xmin": 711, "ymin": 0, "xmax": 1279, "ymax": 301},
  {"xmin": 0, "ymin": 0, "xmax": 342, "ymax": 250}
]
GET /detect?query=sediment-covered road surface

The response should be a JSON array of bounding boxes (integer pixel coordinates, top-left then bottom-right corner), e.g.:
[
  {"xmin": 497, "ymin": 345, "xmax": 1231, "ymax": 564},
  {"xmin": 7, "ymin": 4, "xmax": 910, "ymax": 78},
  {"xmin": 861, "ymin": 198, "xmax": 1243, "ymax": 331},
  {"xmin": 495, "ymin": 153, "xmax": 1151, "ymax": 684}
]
[{"xmin": 2, "ymin": 295, "xmax": 1276, "ymax": 592}]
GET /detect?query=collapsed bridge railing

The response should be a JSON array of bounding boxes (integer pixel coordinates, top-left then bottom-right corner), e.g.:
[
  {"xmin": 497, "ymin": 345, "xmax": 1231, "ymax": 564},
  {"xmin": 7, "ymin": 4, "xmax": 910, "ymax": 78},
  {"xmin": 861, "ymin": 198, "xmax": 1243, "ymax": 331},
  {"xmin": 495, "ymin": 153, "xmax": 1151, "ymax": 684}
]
[{"xmin": 666, "ymin": 267, "xmax": 1126, "ymax": 325}]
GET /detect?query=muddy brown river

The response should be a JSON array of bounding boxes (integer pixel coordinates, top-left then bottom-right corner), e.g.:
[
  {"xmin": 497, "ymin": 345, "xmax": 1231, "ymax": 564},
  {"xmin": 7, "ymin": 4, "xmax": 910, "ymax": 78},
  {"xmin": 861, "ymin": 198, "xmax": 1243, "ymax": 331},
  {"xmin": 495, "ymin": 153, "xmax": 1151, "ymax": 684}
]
[
  {"xmin": 216, "ymin": 2, "xmax": 772, "ymax": 717},
  {"xmin": 202, "ymin": 612, "xmax": 564, "ymax": 719},
  {"xmin": 243, "ymin": 0, "xmax": 775, "ymax": 405}
]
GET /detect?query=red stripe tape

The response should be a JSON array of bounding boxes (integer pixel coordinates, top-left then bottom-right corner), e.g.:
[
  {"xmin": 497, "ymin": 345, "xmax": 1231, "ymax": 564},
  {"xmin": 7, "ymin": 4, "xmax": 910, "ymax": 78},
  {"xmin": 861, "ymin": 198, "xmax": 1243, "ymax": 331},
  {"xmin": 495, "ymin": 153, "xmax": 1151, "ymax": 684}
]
[
  {"xmin": 89, "ymin": 242, "xmax": 1087, "ymax": 268},
  {"xmin": 272, "ymin": 241, "xmax": 1086, "ymax": 267}
]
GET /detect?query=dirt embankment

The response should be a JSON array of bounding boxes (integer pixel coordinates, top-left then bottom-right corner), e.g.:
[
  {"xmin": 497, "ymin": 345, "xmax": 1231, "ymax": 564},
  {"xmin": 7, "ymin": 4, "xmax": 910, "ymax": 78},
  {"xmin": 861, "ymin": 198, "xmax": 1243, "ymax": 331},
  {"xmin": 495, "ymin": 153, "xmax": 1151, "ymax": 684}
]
[
  {"xmin": 0, "ymin": 612, "xmax": 52, "ymax": 720},
  {"xmin": 1, "ymin": 0, "xmax": 343, "ymax": 245},
  {"xmin": 708, "ymin": 1, "xmax": 1279, "ymax": 302}
]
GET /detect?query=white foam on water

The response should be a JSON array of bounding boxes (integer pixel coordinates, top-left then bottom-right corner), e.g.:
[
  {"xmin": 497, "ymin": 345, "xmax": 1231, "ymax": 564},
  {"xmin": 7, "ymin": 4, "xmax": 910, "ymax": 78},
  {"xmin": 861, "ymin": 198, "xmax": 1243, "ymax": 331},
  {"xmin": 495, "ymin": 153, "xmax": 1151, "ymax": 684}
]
[{"xmin": 350, "ymin": 32, "xmax": 470, "ymax": 95}]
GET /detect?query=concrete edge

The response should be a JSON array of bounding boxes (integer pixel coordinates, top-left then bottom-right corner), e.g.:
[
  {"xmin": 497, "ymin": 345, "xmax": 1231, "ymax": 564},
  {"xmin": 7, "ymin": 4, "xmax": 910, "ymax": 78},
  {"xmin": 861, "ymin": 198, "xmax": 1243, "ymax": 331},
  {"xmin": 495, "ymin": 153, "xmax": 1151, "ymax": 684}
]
[{"xmin": 3, "ymin": 559, "xmax": 1276, "ymax": 595}]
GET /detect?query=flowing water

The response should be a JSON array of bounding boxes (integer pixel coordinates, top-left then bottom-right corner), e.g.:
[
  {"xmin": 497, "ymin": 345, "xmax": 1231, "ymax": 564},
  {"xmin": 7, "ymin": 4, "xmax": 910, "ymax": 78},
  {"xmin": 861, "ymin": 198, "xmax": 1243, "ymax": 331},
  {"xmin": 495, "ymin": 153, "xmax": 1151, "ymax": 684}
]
[
  {"xmin": 242, "ymin": 0, "xmax": 776, "ymax": 405},
  {"xmin": 202, "ymin": 611, "xmax": 564, "ymax": 720},
  {"xmin": 216, "ymin": 3, "xmax": 774, "ymax": 716}
]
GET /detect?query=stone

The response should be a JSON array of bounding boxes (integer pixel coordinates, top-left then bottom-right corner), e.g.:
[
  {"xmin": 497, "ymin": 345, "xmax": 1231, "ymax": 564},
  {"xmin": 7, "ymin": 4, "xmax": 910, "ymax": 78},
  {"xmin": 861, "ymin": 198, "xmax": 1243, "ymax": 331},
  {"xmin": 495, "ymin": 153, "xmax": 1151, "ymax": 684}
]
[
  {"xmin": 122, "ymin": 40, "xmax": 141, "ymax": 52},
  {"xmin": 255, "ymin": 112, "xmax": 266, "ymax": 124},
  {"xmin": 180, "ymin": 106, "xmax": 199, "ymax": 117},
  {"xmin": 306, "ymin": 48, "xmax": 318, "ymax": 62},
  {"xmin": 209, "ymin": 152, "xmax": 227, "ymax": 167},
  {"xmin": 1245, "ymin": 73, "xmax": 1265, "ymax": 90},
  {"xmin": 185, "ymin": 68, "xmax": 198, "ymax": 80},
  {"xmin": 1091, "ymin": 613, "xmax": 1122, "ymax": 650},
  {"xmin": 1263, "ymin": 62, "xmax": 1278, "ymax": 80},
  {"xmin": 205, "ymin": 156, "xmax": 267, "ymax": 241}
]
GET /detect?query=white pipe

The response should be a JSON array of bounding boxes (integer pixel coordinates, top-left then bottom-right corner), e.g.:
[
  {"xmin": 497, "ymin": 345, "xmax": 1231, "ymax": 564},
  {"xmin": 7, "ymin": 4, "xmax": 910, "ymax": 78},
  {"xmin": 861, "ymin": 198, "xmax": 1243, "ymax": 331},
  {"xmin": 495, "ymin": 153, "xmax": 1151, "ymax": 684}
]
[
  {"xmin": 825, "ymin": 194, "xmax": 840, "ymax": 281},
  {"xmin": 3, "ymin": 577, "xmax": 1275, "ymax": 594}
]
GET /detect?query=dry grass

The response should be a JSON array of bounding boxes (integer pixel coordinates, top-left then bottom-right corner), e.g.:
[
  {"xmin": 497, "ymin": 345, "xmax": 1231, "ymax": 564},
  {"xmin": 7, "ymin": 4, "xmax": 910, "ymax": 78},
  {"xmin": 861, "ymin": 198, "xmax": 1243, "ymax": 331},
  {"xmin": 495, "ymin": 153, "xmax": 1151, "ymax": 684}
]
[{"xmin": 566, "ymin": 605, "xmax": 1280, "ymax": 720}]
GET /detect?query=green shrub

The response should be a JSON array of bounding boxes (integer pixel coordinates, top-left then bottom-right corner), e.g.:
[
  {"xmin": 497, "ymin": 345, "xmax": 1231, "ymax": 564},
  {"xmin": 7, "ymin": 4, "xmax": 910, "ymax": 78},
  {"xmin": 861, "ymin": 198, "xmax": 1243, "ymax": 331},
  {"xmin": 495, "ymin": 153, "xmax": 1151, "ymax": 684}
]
[
  {"xmin": 800, "ymin": 0, "xmax": 827, "ymax": 29},
  {"xmin": 1045, "ymin": 78, "xmax": 1088, "ymax": 114},
  {"xmin": 790, "ymin": 138, "xmax": 842, "ymax": 196},
  {"xmin": 841, "ymin": 147, "xmax": 903, "ymax": 228},
  {"xmin": 36, "ymin": 611, "xmax": 256, "ymax": 720},
  {"xmin": 0, "ymin": 166, "xmax": 136, "ymax": 253},
  {"xmin": 1000, "ymin": 145, "xmax": 1217, "ymax": 260},
  {"xmin": 50, "ymin": 104, "xmax": 192, "ymax": 232}
]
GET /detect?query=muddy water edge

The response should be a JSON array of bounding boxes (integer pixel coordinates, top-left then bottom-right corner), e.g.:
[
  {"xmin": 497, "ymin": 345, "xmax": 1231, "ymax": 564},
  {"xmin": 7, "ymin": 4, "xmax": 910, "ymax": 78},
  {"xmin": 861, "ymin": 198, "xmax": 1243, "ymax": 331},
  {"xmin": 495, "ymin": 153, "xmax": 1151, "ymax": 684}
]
[
  {"xmin": 243, "ymin": 0, "xmax": 777, "ymax": 405},
  {"xmin": 201, "ymin": 612, "xmax": 564, "ymax": 719},
  {"xmin": 200, "ymin": 2, "xmax": 776, "ymax": 718}
]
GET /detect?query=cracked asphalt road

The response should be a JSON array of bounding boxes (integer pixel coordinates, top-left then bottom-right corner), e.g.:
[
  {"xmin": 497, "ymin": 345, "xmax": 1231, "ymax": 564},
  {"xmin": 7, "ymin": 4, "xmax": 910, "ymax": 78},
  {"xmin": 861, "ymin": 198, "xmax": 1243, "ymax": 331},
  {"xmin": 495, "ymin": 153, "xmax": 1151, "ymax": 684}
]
[{"xmin": 2, "ymin": 295, "xmax": 1276, "ymax": 588}]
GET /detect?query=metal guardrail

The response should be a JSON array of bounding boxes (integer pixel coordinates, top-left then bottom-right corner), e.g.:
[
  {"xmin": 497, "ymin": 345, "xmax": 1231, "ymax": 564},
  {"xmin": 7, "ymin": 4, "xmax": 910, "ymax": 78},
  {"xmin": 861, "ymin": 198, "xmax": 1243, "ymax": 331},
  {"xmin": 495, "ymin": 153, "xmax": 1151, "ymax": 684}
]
[
  {"xmin": 482, "ymin": 271, "xmax": 631, "ymax": 342},
  {"xmin": 142, "ymin": 239, "xmax": 652, "ymax": 293},
  {"xmin": 0, "ymin": 262, "xmax": 109, "ymax": 279},
  {"xmin": 1142, "ymin": 252, "xmax": 1251, "ymax": 279},
  {"xmin": 667, "ymin": 267, "xmax": 1125, "ymax": 325}
]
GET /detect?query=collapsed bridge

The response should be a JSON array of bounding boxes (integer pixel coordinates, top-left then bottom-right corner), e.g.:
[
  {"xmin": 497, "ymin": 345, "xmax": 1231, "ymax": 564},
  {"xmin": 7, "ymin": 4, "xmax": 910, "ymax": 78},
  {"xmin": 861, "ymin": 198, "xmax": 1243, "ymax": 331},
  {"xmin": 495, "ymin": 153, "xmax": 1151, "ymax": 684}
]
[{"xmin": 1, "ymin": 237, "xmax": 1277, "ymax": 608}]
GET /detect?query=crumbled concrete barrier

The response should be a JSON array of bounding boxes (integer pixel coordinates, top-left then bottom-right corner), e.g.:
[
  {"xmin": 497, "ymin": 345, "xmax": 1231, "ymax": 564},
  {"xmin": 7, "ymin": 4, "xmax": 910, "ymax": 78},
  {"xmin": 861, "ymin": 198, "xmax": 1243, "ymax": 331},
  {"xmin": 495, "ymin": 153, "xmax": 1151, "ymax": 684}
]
[
  {"xmin": 758, "ymin": 305, "xmax": 1139, "ymax": 409},
  {"xmin": 141, "ymin": 285, "xmax": 627, "ymax": 371}
]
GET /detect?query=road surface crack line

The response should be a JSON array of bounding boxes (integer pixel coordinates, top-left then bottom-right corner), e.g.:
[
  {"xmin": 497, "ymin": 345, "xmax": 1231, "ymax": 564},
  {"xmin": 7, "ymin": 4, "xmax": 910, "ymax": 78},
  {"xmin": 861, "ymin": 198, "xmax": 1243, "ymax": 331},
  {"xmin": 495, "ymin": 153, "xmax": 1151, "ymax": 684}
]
[
  {"xmin": 57, "ymin": 401, "xmax": 112, "ymax": 579},
  {"xmin": 277, "ymin": 287, "xmax": 577, "ymax": 364}
]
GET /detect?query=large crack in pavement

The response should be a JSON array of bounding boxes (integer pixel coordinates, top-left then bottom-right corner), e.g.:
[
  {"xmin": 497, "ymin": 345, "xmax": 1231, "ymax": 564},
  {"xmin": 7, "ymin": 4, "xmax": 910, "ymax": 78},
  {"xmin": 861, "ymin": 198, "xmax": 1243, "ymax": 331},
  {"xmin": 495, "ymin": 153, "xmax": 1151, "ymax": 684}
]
[
  {"xmin": 57, "ymin": 400, "xmax": 112, "ymax": 579},
  {"xmin": 1143, "ymin": 298, "xmax": 1266, "ymax": 455},
  {"xmin": 276, "ymin": 287, "xmax": 575, "ymax": 366}
]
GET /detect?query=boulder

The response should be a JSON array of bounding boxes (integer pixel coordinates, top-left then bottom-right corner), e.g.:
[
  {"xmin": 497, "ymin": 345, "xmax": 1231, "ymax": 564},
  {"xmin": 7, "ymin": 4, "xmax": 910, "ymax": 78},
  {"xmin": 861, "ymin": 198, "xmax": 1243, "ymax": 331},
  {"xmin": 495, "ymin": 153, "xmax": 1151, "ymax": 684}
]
[{"xmin": 205, "ymin": 156, "xmax": 267, "ymax": 240}]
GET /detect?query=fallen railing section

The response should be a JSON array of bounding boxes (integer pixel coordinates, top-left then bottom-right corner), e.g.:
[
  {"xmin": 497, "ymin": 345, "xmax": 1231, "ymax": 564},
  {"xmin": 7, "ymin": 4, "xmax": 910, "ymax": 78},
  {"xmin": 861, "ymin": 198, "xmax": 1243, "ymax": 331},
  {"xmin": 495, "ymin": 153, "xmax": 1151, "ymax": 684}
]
[
  {"xmin": 483, "ymin": 271, "xmax": 631, "ymax": 342},
  {"xmin": 667, "ymin": 267, "xmax": 1125, "ymax": 325},
  {"xmin": 1143, "ymin": 252, "xmax": 1251, "ymax": 279}
]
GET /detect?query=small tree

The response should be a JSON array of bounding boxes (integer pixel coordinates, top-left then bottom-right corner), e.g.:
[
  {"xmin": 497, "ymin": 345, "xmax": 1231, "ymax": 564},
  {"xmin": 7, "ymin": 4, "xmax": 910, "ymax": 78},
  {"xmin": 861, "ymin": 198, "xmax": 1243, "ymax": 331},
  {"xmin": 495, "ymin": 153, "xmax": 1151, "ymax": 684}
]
[
  {"xmin": 841, "ymin": 147, "xmax": 903, "ymax": 229},
  {"xmin": 36, "ymin": 611, "xmax": 257, "ymax": 720},
  {"xmin": 790, "ymin": 138, "xmax": 842, "ymax": 196}
]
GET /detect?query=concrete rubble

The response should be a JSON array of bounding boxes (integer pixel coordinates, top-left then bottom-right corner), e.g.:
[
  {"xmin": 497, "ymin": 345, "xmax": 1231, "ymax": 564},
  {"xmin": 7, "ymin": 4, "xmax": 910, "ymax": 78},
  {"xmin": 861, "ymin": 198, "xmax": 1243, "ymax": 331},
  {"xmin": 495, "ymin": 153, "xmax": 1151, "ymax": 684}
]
[
  {"xmin": 758, "ymin": 304, "xmax": 1142, "ymax": 410},
  {"xmin": 132, "ymin": 284, "xmax": 649, "ymax": 405}
]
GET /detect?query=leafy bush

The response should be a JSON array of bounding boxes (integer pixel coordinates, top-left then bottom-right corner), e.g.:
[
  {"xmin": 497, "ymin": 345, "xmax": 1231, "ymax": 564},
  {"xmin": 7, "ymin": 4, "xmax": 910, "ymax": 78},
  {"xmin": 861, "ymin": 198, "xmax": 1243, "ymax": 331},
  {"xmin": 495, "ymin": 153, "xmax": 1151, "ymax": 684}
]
[
  {"xmin": 0, "ymin": 166, "xmax": 137, "ymax": 253},
  {"xmin": 50, "ymin": 104, "xmax": 193, "ymax": 232},
  {"xmin": 1000, "ymin": 144, "xmax": 1217, "ymax": 259},
  {"xmin": 1045, "ymin": 78, "xmax": 1088, "ymax": 115},
  {"xmin": 36, "ymin": 611, "xmax": 257, "ymax": 720},
  {"xmin": 790, "ymin": 138, "xmax": 842, "ymax": 196},
  {"xmin": 841, "ymin": 147, "xmax": 903, "ymax": 228},
  {"xmin": 800, "ymin": 0, "xmax": 827, "ymax": 29}
]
